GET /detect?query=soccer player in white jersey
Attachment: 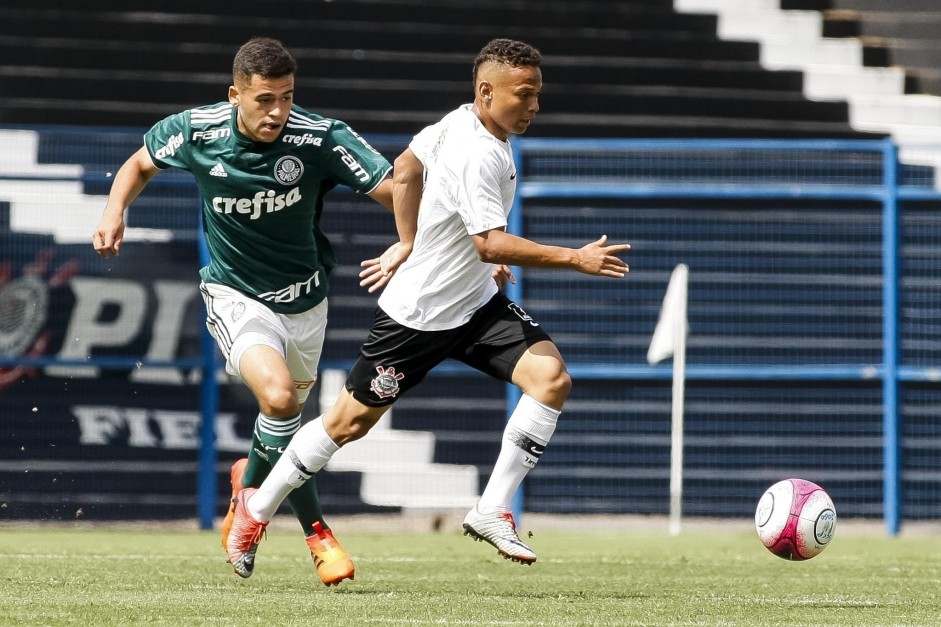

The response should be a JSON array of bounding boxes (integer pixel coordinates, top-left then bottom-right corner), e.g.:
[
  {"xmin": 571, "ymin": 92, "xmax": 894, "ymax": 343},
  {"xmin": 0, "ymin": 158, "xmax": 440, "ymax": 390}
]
[
  {"xmin": 92, "ymin": 37, "xmax": 414, "ymax": 585},
  {"xmin": 226, "ymin": 38, "xmax": 630, "ymax": 569}
]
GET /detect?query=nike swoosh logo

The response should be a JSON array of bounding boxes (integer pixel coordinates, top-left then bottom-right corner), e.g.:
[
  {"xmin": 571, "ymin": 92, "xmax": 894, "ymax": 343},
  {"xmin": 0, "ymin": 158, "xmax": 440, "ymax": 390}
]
[{"xmin": 510, "ymin": 172, "xmax": 517, "ymax": 180}]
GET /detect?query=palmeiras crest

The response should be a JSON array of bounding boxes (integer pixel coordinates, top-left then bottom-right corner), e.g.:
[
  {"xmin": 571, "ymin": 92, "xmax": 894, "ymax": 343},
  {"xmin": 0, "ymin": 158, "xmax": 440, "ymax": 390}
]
[{"xmin": 274, "ymin": 155, "xmax": 303, "ymax": 185}]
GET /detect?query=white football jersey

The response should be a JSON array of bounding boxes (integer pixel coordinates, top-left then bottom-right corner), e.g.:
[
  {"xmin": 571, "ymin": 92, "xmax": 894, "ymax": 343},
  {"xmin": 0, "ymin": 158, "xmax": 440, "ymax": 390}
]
[{"xmin": 378, "ymin": 104, "xmax": 517, "ymax": 330}]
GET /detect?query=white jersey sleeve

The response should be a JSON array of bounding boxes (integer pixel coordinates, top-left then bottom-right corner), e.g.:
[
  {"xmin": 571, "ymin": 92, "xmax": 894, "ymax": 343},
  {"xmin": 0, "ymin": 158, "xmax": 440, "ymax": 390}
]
[{"xmin": 459, "ymin": 145, "xmax": 511, "ymax": 235}]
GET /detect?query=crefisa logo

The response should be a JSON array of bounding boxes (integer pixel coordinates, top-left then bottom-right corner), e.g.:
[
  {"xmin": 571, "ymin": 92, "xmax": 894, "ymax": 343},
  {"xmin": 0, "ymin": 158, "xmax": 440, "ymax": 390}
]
[{"xmin": 274, "ymin": 155, "xmax": 304, "ymax": 185}]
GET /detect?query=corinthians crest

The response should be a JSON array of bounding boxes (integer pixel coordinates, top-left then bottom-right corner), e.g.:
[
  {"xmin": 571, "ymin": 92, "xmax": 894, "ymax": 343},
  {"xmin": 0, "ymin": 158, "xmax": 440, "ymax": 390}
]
[
  {"xmin": 0, "ymin": 249, "xmax": 78, "ymax": 389},
  {"xmin": 370, "ymin": 365, "xmax": 404, "ymax": 400}
]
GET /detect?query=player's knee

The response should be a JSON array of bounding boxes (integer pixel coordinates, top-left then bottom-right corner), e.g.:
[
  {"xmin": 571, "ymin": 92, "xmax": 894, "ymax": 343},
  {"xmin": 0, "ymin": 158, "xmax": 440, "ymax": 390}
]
[
  {"xmin": 524, "ymin": 368, "xmax": 571, "ymax": 408},
  {"xmin": 258, "ymin": 386, "xmax": 300, "ymax": 417},
  {"xmin": 548, "ymin": 369, "xmax": 572, "ymax": 404},
  {"xmin": 329, "ymin": 414, "xmax": 377, "ymax": 446},
  {"xmin": 323, "ymin": 389, "xmax": 388, "ymax": 445}
]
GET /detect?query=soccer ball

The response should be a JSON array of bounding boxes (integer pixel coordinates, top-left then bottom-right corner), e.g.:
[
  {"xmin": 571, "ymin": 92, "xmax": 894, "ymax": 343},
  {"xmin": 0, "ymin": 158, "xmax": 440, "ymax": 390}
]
[{"xmin": 755, "ymin": 478, "xmax": 836, "ymax": 560}]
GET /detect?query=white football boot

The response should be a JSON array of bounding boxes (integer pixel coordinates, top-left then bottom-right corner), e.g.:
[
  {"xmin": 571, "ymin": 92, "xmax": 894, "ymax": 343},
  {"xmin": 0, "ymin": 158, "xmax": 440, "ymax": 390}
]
[{"xmin": 462, "ymin": 505, "xmax": 536, "ymax": 564}]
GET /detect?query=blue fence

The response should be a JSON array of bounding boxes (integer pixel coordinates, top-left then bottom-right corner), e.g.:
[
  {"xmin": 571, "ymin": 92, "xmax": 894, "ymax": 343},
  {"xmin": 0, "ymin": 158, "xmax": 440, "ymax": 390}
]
[
  {"xmin": 2, "ymin": 128, "xmax": 940, "ymax": 534},
  {"xmin": 512, "ymin": 138, "xmax": 941, "ymax": 535}
]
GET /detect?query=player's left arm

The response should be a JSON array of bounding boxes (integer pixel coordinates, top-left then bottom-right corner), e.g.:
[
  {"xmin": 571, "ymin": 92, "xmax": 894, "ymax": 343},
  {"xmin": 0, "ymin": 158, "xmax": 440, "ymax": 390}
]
[
  {"xmin": 472, "ymin": 229, "xmax": 631, "ymax": 278},
  {"xmin": 462, "ymin": 144, "xmax": 630, "ymax": 278}
]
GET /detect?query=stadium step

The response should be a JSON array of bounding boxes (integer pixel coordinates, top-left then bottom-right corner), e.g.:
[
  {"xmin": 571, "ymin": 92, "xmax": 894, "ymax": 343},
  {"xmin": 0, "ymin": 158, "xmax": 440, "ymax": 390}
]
[
  {"xmin": 357, "ymin": 463, "xmax": 479, "ymax": 509},
  {"xmin": 318, "ymin": 370, "xmax": 480, "ymax": 510}
]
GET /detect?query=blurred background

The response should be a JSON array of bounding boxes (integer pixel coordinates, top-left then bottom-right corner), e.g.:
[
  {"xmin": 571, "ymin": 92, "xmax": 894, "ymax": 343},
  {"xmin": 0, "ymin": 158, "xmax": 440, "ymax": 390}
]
[{"xmin": 1, "ymin": 0, "xmax": 940, "ymax": 535}]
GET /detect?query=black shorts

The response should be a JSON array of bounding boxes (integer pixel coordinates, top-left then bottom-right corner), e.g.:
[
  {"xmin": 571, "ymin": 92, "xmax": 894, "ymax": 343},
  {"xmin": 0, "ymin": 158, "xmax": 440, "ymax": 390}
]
[{"xmin": 347, "ymin": 292, "xmax": 553, "ymax": 407}]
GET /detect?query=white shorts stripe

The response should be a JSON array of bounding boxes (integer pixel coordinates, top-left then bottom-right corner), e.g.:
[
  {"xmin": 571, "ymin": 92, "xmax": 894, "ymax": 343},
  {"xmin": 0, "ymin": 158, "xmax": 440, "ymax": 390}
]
[
  {"xmin": 199, "ymin": 283, "xmax": 234, "ymax": 355},
  {"xmin": 199, "ymin": 282, "xmax": 327, "ymax": 405}
]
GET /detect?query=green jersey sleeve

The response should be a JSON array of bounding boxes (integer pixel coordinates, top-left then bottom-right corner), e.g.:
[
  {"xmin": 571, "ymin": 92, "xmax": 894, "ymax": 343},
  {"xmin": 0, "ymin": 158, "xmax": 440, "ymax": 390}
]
[
  {"xmin": 144, "ymin": 110, "xmax": 193, "ymax": 172},
  {"xmin": 320, "ymin": 120, "xmax": 392, "ymax": 194}
]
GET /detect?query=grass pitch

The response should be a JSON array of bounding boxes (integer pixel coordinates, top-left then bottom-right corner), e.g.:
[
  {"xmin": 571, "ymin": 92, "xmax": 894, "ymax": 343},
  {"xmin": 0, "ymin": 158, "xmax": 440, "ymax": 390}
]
[{"xmin": 3, "ymin": 521, "xmax": 941, "ymax": 626}]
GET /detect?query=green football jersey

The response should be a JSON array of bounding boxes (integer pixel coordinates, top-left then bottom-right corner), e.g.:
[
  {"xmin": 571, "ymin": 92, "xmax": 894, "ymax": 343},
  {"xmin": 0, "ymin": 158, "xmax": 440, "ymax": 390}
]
[{"xmin": 144, "ymin": 102, "xmax": 392, "ymax": 314}]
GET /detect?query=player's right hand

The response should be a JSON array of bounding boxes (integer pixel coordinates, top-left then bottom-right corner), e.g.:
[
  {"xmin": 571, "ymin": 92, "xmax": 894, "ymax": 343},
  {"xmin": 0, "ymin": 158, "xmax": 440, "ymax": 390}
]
[
  {"xmin": 492, "ymin": 264, "xmax": 516, "ymax": 290},
  {"xmin": 92, "ymin": 210, "xmax": 126, "ymax": 258}
]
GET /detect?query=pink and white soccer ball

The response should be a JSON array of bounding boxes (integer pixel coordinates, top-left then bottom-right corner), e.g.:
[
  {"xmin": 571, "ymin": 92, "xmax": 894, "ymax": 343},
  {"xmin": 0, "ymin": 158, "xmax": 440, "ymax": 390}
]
[{"xmin": 755, "ymin": 478, "xmax": 836, "ymax": 560}]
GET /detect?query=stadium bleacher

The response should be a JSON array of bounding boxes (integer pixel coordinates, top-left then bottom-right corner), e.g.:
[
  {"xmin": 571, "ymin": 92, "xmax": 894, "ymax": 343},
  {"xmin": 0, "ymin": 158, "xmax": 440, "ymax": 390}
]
[{"xmin": 0, "ymin": 0, "xmax": 884, "ymax": 138}]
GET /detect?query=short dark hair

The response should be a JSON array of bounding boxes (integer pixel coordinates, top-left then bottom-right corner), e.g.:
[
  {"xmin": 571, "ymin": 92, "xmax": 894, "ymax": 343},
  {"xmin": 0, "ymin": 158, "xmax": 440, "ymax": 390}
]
[
  {"xmin": 233, "ymin": 37, "xmax": 297, "ymax": 82},
  {"xmin": 473, "ymin": 39, "xmax": 542, "ymax": 82}
]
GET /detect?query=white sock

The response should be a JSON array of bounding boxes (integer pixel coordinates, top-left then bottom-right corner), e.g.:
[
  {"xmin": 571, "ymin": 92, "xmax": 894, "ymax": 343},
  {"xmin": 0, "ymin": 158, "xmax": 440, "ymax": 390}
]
[
  {"xmin": 248, "ymin": 417, "xmax": 339, "ymax": 522},
  {"xmin": 476, "ymin": 394, "xmax": 560, "ymax": 514}
]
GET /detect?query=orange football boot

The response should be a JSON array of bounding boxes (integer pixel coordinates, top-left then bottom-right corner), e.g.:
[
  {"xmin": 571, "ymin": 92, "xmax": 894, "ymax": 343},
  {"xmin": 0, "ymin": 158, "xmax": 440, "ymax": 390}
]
[
  {"xmin": 220, "ymin": 457, "xmax": 248, "ymax": 549},
  {"xmin": 306, "ymin": 521, "xmax": 355, "ymax": 586}
]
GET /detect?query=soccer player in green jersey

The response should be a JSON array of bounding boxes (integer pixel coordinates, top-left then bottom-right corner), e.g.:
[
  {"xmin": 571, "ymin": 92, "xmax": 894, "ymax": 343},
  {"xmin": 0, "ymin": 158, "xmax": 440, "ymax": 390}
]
[{"xmin": 92, "ymin": 37, "xmax": 413, "ymax": 586}]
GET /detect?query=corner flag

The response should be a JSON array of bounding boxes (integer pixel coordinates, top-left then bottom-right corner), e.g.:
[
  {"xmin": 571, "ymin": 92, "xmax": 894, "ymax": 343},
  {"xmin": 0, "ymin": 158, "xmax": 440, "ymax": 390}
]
[
  {"xmin": 647, "ymin": 263, "xmax": 689, "ymax": 365},
  {"xmin": 647, "ymin": 263, "xmax": 690, "ymax": 535}
]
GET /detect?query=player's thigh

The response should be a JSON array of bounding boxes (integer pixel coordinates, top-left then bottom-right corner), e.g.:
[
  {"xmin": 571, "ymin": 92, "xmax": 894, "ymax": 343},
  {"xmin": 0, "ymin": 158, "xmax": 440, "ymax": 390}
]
[
  {"xmin": 282, "ymin": 298, "xmax": 328, "ymax": 405},
  {"xmin": 238, "ymin": 344, "xmax": 295, "ymax": 397},
  {"xmin": 454, "ymin": 293, "xmax": 553, "ymax": 383},
  {"xmin": 346, "ymin": 308, "xmax": 453, "ymax": 407},
  {"xmin": 201, "ymin": 281, "xmax": 319, "ymax": 409},
  {"xmin": 510, "ymin": 340, "xmax": 569, "ymax": 390},
  {"xmin": 200, "ymin": 282, "xmax": 288, "ymax": 378}
]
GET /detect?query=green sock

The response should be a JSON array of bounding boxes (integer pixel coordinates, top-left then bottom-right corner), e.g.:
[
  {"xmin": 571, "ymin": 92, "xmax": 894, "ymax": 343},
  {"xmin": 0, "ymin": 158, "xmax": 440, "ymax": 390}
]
[
  {"xmin": 250, "ymin": 413, "xmax": 326, "ymax": 535},
  {"xmin": 241, "ymin": 427, "xmax": 271, "ymax": 488},
  {"xmin": 288, "ymin": 479, "xmax": 326, "ymax": 536}
]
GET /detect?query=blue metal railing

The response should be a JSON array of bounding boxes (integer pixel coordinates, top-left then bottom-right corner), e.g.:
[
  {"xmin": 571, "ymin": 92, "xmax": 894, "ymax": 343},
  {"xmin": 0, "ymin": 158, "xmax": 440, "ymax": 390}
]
[{"xmin": 510, "ymin": 137, "xmax": 940, "ymax": 535}]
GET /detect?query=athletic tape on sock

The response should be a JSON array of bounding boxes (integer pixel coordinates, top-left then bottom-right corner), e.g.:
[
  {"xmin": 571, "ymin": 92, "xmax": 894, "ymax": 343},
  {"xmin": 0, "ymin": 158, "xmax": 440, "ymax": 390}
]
[
  {"xmin": 505, "ymin": 394, "xmax": 561, "ymax": 468},
  {"xmin": 508, "ymin": 428, "xmax": 546, "ymax": 469},
  {"xmin": 285, "ymin": 450, "xmax": 314, "ymax": 488},
  {"xmin": 288, "ymin": 417, "xmax": 340, "ymax": 475}
]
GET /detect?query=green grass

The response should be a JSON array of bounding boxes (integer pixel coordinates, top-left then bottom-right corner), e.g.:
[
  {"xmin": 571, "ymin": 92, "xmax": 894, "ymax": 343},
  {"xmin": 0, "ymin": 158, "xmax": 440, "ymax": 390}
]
[{"xmin": 3, "ymin": 524, "xmax": 941, "ymax": 626}]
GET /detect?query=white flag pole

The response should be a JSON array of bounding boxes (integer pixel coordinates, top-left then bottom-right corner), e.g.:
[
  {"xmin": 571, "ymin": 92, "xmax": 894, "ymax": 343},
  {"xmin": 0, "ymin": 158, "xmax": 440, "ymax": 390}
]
[{"xmin": 646, "ymin": 264, "xmax": 689, "ymax": 536}]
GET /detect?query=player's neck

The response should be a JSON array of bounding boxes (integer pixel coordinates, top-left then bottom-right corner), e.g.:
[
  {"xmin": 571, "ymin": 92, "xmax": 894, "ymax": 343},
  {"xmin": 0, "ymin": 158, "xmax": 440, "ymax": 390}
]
[{"xmin": 471, "ymin": 103, "xmax": 508, "ymax": 142}]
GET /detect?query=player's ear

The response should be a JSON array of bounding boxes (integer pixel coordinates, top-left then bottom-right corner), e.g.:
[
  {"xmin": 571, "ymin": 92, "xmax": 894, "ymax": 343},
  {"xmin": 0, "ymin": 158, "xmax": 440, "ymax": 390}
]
[
  {"xmin": 477, "ymin": 80, "xmax": 493, "ymax": 105},
  {"xmin": 228, "ymin": 85, "xmax": 239, "ymax": 106}
]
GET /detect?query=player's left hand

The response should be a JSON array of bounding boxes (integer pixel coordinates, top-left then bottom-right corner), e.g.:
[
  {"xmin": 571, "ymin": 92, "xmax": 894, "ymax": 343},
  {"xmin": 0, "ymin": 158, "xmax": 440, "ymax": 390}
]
[
  {"xmin": 359, "ymin": 241, "xmax": 412, "ymax": 293},
  {"xmin": 492, "ymin": 264, "xmax": 516, "ymax": 290},
  {"xmin": 575, "ymin": 235, "xmax": 631, "ymax": 278}
]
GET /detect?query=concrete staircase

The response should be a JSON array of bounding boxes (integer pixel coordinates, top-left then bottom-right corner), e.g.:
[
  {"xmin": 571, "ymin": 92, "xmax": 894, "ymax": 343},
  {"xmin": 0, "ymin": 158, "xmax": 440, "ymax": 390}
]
[
  {"xmin": 676, "ymin": 0, "xmax": 941, "ymax": 184},
  {"xmin": 318, "ymin": 370, "xmax": 479, "ymax": 511},
  {"xmin": 0, "ymin": 129, "xmax": 108, "ymax": 244}
]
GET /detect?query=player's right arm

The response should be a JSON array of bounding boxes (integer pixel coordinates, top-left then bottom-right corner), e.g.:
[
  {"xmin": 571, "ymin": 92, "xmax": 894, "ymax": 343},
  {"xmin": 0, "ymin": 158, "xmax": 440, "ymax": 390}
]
[
  {"xmin": 93, "ymin": 146, "xmax": 160, "ymax": 258},
  {"xmin": 359, "ymin": 148, "xmax": 422, "ymax": 293}
]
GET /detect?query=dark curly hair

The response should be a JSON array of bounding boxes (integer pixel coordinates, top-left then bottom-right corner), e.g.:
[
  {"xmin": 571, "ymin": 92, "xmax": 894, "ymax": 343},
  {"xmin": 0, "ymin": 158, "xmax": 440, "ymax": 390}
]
[
  {"xmin": 232, "ymin": 37, "xmax": 297, "ymax": 82},
  {"xmin": 472, "ymin": 39, "xmax": 542, "ymax": 82}
]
